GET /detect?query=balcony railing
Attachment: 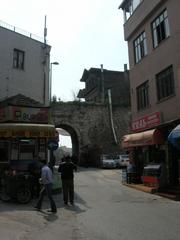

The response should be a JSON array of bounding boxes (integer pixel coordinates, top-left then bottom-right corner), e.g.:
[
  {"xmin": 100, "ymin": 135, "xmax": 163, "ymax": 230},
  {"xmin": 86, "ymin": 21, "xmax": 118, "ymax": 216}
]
[{"xmin": 0, "ymin": 19, "xmax": 44, "ymax": 43}]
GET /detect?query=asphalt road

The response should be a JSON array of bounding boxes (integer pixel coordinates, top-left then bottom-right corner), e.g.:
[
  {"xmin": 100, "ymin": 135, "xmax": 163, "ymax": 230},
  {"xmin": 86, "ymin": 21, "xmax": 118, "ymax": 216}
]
[{"xmin": 0, "ymin": 168, "xmax": 180, "ymax": 240}]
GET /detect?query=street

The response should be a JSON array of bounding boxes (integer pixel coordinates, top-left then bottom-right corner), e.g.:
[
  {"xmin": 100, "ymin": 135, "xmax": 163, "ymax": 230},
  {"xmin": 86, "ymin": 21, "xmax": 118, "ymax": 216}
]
[{"xmin": 0, "ymin": 168, "xmax": 180, "ymax": 240}]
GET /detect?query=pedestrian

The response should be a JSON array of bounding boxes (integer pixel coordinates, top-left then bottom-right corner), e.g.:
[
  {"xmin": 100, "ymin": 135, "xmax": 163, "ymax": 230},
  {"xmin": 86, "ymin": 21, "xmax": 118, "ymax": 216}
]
[
  {"xmin": 28, "ymin": 159, "xmax": 41, "ymax": 198},
  {"xmin": 71, "ymin": 154, "xmax": 78, "ymax": 165},
  {"xmin": 58, "ymin": 155, "xmax": 77, "ymax": 205},
  {"xmin": 34, "ymin": 160, "xmax": 57, "ymax": 213}
]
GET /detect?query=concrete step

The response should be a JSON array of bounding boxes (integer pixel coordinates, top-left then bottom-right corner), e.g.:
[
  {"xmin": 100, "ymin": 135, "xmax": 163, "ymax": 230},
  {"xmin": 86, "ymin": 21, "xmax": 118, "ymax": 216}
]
[
  {"xmin": 123, "ymin": 183, "xmax": 157, "ymax": 194},
  {"xmin": 156, "ymin": 192, "xmax": 180, "ymax": 201}
]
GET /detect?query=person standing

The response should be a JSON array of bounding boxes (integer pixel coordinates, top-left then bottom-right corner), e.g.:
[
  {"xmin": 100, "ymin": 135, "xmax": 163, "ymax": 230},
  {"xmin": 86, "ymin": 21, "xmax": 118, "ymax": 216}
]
[
  {"xmin": 28, "ymin": 160, "xmax": 41, "ymax": 198},
  {"xmin": 58, "ymin": 156, "xmax": 77, "ymax": 205},
  {"xmin": 71, "ymin": 154, "xmax": 78, "ymax": 165},
  {"xmin": 35, "ymin": 160, "xmax": 57, "ymax": 213}
]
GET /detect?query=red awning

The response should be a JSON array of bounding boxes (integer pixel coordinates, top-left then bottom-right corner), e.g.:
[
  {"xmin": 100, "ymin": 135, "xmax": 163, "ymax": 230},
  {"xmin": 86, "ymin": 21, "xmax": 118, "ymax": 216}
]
[{"xmin": 121, "ymin": 129, "xmax": 164, "ymax": 149}]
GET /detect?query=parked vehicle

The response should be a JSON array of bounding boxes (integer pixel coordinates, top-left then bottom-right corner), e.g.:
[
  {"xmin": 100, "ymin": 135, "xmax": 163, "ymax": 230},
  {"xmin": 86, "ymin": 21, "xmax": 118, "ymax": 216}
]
[
  {"xmin": 100, "ymin": 155, "xmax": 117, "ymax": 169},
  {"xmin": 118, "ymin": 154, "xmax": 129, "ymax": 168}
]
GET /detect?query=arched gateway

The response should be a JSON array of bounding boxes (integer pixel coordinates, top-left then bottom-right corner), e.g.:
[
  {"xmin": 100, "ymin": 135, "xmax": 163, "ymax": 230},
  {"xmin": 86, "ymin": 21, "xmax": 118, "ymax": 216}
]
[{"xmin": 51, "ymin": 102, "xmax": 130, "ymax": 167}]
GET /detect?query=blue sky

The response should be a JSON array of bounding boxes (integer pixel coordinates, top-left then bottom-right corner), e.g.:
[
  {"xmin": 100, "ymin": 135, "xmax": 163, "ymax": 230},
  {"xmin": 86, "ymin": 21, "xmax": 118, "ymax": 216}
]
[{"xmin": 0, "ymin": 0, "xmax": 128, "ymax": 102}]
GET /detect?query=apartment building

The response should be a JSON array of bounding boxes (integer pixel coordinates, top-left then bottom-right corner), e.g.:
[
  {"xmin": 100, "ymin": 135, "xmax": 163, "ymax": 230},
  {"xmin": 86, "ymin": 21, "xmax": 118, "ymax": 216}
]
[
  {"xmin": 0, "ymin": 21, "xmax": 51, "ymax": 106},
  {"xmin": 120, "ymin": 0, "xmax": 180, "ymax": 186}
]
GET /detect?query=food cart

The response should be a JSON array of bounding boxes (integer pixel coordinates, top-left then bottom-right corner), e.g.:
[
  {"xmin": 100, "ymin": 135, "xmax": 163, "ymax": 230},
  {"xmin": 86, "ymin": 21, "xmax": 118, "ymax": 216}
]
[{"xmin": 0, "ymin": 123, "xmax": 56, "ymax": 203}]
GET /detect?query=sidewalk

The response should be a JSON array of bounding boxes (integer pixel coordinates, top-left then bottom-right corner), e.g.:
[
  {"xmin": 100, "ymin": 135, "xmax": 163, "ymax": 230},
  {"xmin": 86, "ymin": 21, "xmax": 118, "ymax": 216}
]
[
  {"xmin": 123, "ymin": 183, "xmax": 180, "ymax": 201},
  {"xmin": 123, "ymin": 183, "xmax": 157, "ymax": 194}
]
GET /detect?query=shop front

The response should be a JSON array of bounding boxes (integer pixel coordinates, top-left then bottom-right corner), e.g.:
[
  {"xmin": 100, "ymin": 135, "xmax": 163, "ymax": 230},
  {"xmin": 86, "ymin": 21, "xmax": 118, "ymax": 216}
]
[
  {"xmin": 121, "ymin": 129, "xmax": 166, "ymax": 188},
  {"xmin": 0, "ymin": 123, "xmax": 56, "ymax": 174},
  {"xmin": 0, "ymin": 96, "xmax": 61, "ymax": 203},
  {"xmin": 0, "ymin": 123, "xmax": 57, "ymax": 203}
]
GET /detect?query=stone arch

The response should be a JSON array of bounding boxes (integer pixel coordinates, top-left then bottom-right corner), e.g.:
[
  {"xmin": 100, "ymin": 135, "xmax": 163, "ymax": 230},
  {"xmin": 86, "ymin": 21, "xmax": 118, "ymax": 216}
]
[{"xmin": 55, "ymin": 123, "xmax": 80, "ymax": 158}]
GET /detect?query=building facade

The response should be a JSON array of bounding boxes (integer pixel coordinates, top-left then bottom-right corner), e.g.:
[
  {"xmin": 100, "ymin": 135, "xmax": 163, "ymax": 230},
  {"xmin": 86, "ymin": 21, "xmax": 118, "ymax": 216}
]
[
  {"xmin": 77, "ymin": 66, "xmax": 130, "ymax": 106},
  {"xmin": 0, "ymin": 21, "xmax": 51, "ymax": 106},
  {"xmin": 120, "ymin": 0, "xmax": 180, "ymax": 187},
  {"xmin": 0, "ymin": 21, "xmax": 56, "ymax": 180}
]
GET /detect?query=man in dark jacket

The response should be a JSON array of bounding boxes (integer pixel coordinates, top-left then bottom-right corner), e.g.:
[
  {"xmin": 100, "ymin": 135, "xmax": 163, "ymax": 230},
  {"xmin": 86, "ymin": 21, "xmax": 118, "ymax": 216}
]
[{"xmin": 58, "ymin": 155, "xmax": 77, "ymax": 205}]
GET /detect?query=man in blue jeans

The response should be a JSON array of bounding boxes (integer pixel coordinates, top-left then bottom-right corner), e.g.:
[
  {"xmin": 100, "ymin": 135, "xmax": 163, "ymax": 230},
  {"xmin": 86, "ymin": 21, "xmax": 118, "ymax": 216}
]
[{"xmin": 35, "ymin": 160, "xmax": 57, "ymax": 213}]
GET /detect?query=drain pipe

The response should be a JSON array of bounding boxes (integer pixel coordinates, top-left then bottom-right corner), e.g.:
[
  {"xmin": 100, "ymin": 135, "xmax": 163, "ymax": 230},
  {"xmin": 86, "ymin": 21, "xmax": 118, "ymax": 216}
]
[
  {"xmin": 100, "ymin": 64, "xmax": 105, "ymax": 104},
  {"xmin": 108, "ymin": 89, "xmax": 118, "ymax": 145}
]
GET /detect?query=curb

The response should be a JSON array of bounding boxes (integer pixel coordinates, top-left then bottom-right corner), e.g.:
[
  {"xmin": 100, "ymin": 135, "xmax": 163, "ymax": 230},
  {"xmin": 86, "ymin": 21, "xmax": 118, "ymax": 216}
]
[{"xmin": 123, "ymin": 183, "xmax": 158, "ymax": 194}]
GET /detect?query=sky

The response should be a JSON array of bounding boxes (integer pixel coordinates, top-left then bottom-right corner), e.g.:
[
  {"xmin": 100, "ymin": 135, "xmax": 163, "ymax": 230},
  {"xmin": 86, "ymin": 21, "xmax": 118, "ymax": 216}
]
[{"xmin": 0, "ymin": 0, "xmax": 128, "ymax": 102}]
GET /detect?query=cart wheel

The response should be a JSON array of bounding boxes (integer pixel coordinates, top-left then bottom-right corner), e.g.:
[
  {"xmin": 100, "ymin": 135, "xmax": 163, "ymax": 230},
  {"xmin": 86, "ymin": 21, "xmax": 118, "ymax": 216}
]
[
  {"xmin": 0, "ymin": 191, "xmax": 11, "ymax": 202},
  {"xmin": 16, "ymin": 187, "xmax": 32, "ymax": 204}
]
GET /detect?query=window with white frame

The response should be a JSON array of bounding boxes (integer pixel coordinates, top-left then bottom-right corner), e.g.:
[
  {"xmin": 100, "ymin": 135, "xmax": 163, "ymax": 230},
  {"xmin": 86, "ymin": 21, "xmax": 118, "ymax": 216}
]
[
  {"xmin": 152, "ymin": 9, "xmax": 170, "ymax": 48},
  {"xmin": 136, "ymin": 81, "xmax": 149, "ymax": 110},
  {"xmin": 134, "ymin": 31, "xmax": 147, "ymax": 63},
  {"xmin": 13, "ymin": 48, "xmax": 25, "ymax": 70},
  {"xmin": 156, "ymin": 66, "xmax": 175, "ymax": 101}
]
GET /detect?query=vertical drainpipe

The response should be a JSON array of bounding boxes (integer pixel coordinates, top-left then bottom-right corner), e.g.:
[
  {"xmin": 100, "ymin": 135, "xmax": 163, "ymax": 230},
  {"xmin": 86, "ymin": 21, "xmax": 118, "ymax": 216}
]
[
  {"xmin": 108, "ymin": 89, "xmax": 118, "ymax": 145},
  {"xmin": 43, "ymin": 15, "xmax": 48, "ymax": 106},
  {"xmin": 100, "ymin": 64, "xmax": 105, "ymax": 104}
]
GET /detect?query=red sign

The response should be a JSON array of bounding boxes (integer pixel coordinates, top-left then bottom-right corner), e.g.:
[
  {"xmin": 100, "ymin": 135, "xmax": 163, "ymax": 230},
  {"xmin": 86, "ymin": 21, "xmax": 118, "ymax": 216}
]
[
  {"xmin": 132, "ymin": 112, "xmax": 161, "ymax": 132},
  {"xmin": 0, "ymin": 106, "xmax": 49, "ymax": 123},
  {"xmin": 11, "ymin": 106, "xmax": 49, "ymax": 123}
]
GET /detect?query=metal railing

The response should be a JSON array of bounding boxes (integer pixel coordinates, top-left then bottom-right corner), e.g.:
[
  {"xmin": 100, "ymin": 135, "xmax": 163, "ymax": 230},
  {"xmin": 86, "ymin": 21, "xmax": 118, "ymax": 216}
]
[{"xmin": 0, "ymin": 19, "xmax": 44, "ymax": 43}]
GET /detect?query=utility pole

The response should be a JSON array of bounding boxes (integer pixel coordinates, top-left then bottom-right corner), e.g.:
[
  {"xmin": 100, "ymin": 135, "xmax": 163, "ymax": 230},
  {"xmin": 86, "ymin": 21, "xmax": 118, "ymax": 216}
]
[{"xmin": 100, "ymin": 64, "xmax": 105, "ymax": 103}]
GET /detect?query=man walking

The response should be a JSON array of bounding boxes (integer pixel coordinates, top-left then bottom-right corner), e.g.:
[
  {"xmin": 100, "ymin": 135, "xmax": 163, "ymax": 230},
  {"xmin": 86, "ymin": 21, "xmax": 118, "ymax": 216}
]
[
  {"xmin": 35, "ymin": 160, "xmax": 57, "ymax": 213},
  {"xmin": 58, "ymin": 156, "xmax": 77, "ymax": 205}
]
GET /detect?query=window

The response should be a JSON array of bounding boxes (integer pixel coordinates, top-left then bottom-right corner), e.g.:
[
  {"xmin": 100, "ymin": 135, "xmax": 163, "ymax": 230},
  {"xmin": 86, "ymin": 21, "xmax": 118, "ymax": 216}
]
[
  {"xmin": 0, "ymin": 140, "xmax": 9, "ymax": 162},
  {"xmin": 156, "ymin": 66, "xmax": 175, "ymax": 101},
  {"xmin": 134, "ymin": 31, "xmax": 147, "ymax": 63},
  {"xmin": 136, "ymin": 81, "xmax": 149, "ymax": 110},
  {"xmin": 13, "ymin": 49, "xmax": 25, "ymax": 70},
  {"xmin": 152, "ymin": 9, "xmax": 170, "ymax": 48}
]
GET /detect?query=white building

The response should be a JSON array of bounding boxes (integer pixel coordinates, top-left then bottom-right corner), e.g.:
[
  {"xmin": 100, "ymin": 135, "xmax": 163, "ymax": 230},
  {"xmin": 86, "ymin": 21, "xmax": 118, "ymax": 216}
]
[{"xmin": 0, "ymin": 21, "xmax": 51, "ymax": 106}]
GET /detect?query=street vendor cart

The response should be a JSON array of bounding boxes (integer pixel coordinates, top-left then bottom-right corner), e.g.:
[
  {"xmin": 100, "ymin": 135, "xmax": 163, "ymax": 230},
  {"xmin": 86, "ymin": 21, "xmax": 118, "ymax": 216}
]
[{"xmin": 0, "ymin": 123, "xmax": 56, "ymax": 203}]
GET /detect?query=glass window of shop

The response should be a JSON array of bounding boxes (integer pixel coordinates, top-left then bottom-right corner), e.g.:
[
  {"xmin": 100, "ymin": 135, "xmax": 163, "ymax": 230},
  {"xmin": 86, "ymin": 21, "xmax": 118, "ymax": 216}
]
[
  {"xmin": 10, "ymin": 138, "xmax": 47, "ymax": 161},
  {"xmin": 0, "ymin": 140, "xmax": 9, "ymax": 162},
  {"xmin": 19, "ymin": 139, "xmax": 37, "ymax": 160}
]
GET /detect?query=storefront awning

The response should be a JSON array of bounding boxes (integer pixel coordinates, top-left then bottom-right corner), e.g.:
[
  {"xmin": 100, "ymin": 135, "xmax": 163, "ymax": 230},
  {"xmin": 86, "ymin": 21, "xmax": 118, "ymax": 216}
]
[
  {"xmin": 168, "ymin": 124, "xmax": 180, "ymax": 150},
  {"xmin": 0, "ymin": 123, "xmax": 55, "ymax": 138},
  {"xmin": 122, "ymin": 129, "xmax": 164, "ymax": 149}
]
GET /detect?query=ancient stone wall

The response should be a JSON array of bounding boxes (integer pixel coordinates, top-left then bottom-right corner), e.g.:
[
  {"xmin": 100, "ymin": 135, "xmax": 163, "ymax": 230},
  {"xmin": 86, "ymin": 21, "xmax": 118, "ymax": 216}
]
[{"xmin": 51, "ymin": 102, "xmax": 131, "ymax": 166}]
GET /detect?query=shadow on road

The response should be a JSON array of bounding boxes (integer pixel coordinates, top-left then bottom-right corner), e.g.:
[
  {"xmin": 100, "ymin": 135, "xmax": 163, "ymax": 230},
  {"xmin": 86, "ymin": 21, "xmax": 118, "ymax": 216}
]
[{"xmin": 0, "ymin": 190, "xmax": 89, "ymax": 216}]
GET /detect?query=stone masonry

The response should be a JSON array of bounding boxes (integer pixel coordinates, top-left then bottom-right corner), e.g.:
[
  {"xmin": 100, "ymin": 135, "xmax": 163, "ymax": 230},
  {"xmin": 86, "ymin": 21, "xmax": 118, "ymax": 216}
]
[{"xmin": 51, "ymin": 101, "xmax": 131, "ymax": 167}]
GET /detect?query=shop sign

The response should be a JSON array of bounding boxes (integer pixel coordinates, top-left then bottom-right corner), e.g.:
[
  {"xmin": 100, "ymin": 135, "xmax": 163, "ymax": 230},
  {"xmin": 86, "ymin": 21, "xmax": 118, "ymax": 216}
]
[
  {"xmin": 132, "ymin": 112, "xmax": 161, "ymax": 132},
  {"xmin": 11, "ymin": 106, "xmax": 49, "ymax": 123}
]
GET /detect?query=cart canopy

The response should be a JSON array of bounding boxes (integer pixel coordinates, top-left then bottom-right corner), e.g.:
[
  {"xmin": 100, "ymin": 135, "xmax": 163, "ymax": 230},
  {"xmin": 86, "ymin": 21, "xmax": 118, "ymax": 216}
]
[{"xmin": 0, "ymin": 123, "xmax": 55, "ymax": 138}]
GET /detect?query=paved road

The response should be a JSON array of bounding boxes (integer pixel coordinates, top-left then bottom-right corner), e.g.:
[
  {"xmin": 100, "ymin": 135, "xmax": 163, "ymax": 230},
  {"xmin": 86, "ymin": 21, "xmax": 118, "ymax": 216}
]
[{"xmin": 0, "ymin": 168, "xmax": 180, "ymax": 240}]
